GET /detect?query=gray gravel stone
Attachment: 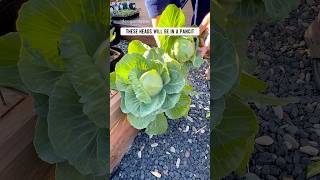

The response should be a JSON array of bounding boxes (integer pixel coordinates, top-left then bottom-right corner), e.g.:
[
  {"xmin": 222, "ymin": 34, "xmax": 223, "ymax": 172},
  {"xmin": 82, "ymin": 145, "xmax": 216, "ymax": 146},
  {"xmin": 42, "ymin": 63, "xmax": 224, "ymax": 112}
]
[
  {"xmin": 255, "ymin": 135, "xmax": 274, "ymax": 146},
  {"xmin": 284, "ymin": 134, "xmax": 300, "ymax": 149},
  {"xmin": 299, "ymin": 146, "xmax": 319, "ymax": 156},
  {"xmin": 273, "ymin": 106, "xmax": 284, "ymax": 119},
  {"xmin": 282, "ymin": 176, "xmax": 294, "ymax": 180},
  {"xmin": 244, "ymin": 173, "xmax": 261, "ymax": 180},
  {"xmin": 286, "ymin": 125, "xmax": 298, "ymax": 135}
]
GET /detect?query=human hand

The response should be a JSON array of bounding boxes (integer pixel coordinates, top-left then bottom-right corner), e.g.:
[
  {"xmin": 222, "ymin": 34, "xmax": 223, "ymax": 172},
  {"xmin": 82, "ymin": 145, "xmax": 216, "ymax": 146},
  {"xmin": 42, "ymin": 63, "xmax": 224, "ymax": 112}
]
[{"xmin": 198, "ymin": 13, "xmax": 210, "ymax": 59}]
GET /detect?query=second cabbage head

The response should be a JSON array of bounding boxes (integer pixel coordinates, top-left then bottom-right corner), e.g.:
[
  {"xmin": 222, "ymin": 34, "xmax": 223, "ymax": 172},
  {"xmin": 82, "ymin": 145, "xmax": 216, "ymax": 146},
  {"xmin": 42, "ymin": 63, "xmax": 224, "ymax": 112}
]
[{"xmin": 111, "ymin": 40, "xmax": 191, "ymax": 135}]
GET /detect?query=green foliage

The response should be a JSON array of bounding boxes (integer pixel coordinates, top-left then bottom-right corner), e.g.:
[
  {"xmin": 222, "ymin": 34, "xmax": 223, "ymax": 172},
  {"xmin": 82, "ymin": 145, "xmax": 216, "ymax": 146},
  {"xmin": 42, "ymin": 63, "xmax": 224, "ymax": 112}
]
[
  {"xmin": 211, "ymin": 0, "xmax": 300, "ymax": 178},
  {"xmin": 0, "ymin": 33, "xmax": 26, "ymax": 92},
  {"xmin": 211, "ymin": 96, "xmax": 257, "ymax": 179},
  {"xmin": 0, "ymin": 0, "xmax": 108, "ymax": 179},
  {"xmin": 172, "ymin": 37, "xmax": 195, "ymax": 63},
  {"xmin": 307, "ymin": 160, "xmax": 320, "ymax": 178},
  {"xmin": 110, "ymin": 27, "xmax": 116, "ymax": 42},
  {"xmin": 111, "ymin": 40, "xmax": 190, "ymax": 135},
  {"xmin": 157, "ymin": 4, "xmax": 204, "ymax": 69}
]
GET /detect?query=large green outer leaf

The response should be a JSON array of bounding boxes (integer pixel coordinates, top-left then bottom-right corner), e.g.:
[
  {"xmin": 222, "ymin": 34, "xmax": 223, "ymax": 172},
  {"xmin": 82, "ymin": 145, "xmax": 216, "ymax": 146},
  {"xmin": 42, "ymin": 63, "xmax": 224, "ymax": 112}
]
[
  {"xmin": 163, "ymin": 61, "xmax": 185, "ymax": 94},
  {"xmin": 0, "ymin": 33, "xmax": 26, "ymax": 91},
  {"xmin": 60, "ymin": 23, "xmax": 107, "ymax": 128},
  {"xmin": 110, "ymin": 72, "xmax": 116, "ymax": 90},
  {"xmin": 232, "ymin": 72, "xmax": 299, "ymax": 106},
  {"xmin": 0, "ymin": 32, "xmax": 21, "ymax": 66},
  {"xmin": 18, "ymin": 44, "xmax": 63, "ymax": 95},
  {"xmin": 157, "ymin": 4, "xmax": 185, "ymax": 28},
  {"xmin": 48, "ymin": 75, "xmax": 107, "ymax": 176},
  {"xmin": 161, "ymin": 65, "xmax": 171, "ymax": 85},
  {"xmin": 128, "ymin": 40, "xmax": 150, "ymax": 55},
  {"xmin": 212, "ymin": 30, "xmax": 239, "ymax": 100},
  {"xmin": 161, "ymin": 93, "xmax": 181, "ymax": 110},
  {"xmin": 128, "ymin": 113, "xmax": 156, "ymax": 129},
  {"xmin": 125, "ymin": 89, "xmax": 166, "ymax": 117},
  {"xmin": 120, "ymin": 92, "xmax": 129, "ymax": 113},
  {"xmin": 165, "ymin": 93, "xmax": 191, "ymax": 119},
  {"xmin": 211, "ymin": 96, "xmax": 258, "ymax": 179},
  {"xmin": 145, "ymin": 113, "xmax": 168, "ymax": 136},
  {"xmin": 115, "ymin": 53, "xmax": 150, "ymax": 91},
  {"xmin": 17, "ymin": 0, "xmax": 106, "ymax": 68},
  {"xmin": 212, "ymin": 97, "xmax": 225, "ymax": 128},
  {"xmin": 307, "ymin": 160, "xmax": 320, "ymax": 178},
  {"xmin": 34, "ymin": 117, "xmax": 65, "ymax": 164},
  {"xmin": 56, "ymin": 162, "xmax": 107, "ymax": 180},
  {"xmin": 157, "ymin": 4, "xmax": 185, "ymax": 53},
  {"xmin": 230, "ymin": 0, "xmax": 266, "ymax": 22},
  {"xmin": 234, "ymin": 135, "xmax": 255, "ymax": 176},
  {"xmin": 262, "ymin": 0, "xmax": 300, "ymax": 20},
  {"xmin": 32, "ymin": 93, "xmax": 64, "ymax": 164}
]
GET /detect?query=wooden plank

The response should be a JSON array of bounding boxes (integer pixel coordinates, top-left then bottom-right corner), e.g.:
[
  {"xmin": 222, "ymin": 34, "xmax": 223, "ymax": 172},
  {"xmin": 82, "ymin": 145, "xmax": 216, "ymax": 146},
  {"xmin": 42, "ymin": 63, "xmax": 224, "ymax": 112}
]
[
  {"xmin": 0, "ymin": 143, "xmax": 54, "ymax": 180},
  {"xmin": 0, "ymin": 87, "xmax": 25, "ymax": 118},
  {"xmin": 0, "ymin": 96, "xmax": 37, "ymax": 173},
  {"xmin": 110, "ymin": 91, "xmax": 125, "ymax": 129},
  {"xmin": 0, "ymin": 95, "xmax": 55, "ymax": 180},
  {"xmin": 110, "ymin": 116, "xmax": 138, "ymax": 173}
]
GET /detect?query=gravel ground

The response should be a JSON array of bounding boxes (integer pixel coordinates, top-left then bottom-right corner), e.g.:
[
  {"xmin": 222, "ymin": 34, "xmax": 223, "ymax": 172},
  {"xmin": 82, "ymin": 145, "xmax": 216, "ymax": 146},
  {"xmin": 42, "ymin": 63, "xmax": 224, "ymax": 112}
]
[
  {"xmin": 226, "ymin": 1, "xmax": 320, "ymax": 179},
  {"xmin": 112, "ymin": 40, "xmax": 210, "ymax": 180}
]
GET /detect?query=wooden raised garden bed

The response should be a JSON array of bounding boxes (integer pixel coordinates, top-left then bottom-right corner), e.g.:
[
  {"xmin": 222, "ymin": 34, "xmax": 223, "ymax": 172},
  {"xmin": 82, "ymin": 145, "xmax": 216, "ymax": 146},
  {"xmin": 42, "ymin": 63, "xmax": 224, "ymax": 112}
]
[
  {"xmin": 0, "ymin": 87, "xmax": 54, "ymax": 180},
  {"xmin": 109, "ymin": 90, "xmax": 138, "ymax": 174}
]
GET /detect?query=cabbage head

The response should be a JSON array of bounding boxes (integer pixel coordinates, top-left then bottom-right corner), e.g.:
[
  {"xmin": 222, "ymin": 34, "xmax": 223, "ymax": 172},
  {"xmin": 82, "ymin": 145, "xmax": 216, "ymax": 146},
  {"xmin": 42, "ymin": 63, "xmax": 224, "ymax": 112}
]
[
  {"xmin": 110, "ymin": 40, "xmax": 191, "ymax": 135},
  {"xmin": 172, "ymin": 37, "xmax": 195, "ymax": 63},
  {"xmin": 139, "ymin": 69, "xmax": 163, "ymax": 96},
  {"xmin": 170, "ymin": 36, "xmax": 204, "ymax": 69}
]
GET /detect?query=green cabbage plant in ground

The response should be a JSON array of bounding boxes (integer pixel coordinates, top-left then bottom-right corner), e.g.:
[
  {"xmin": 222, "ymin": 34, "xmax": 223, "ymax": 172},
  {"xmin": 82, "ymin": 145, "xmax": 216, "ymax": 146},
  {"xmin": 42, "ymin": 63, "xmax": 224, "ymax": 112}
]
[
  {"xmin": 0, "ymin": 0, "xmax": 109, "ymax": 179},
  {"xmin": 212, "ymin": 0, "xmax": 301, "ymax": 179},
  {"xmin": 111, "ymin": 41, "xmax": 192, "ymax": 135},
  {"xmin": 110, "ymin": 4, "xmax": 204, "ymax": 136}
]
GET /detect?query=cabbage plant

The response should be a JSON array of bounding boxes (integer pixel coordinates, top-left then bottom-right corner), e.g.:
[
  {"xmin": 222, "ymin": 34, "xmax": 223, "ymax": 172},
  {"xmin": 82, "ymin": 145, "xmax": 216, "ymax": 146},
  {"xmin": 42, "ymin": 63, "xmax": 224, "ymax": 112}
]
[
  {"xmin": 156, "ymin": 5, "xmax": 204, "ymax": 70},
  {"xmin": 172, "ymin": 37, "xmax": 195, "ymax": 63},
  {"xmin": 111, "ymin": 40, "xmax": 191, "ymax": 135}
]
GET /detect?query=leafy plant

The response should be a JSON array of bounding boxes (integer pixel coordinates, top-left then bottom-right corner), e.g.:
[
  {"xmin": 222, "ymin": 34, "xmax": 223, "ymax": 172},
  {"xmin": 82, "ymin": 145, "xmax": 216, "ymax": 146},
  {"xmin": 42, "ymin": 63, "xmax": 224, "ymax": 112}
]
[
  {"xmin": 157, "ymin": 5, "xmax": 204, "ymax": 69},
  {"xmin": 0, "ymin": 0, "xmax": 109, "ymax": 179},
  {"xmin": 111, "ymin": 43, "xmax": 191, "ymax": 135},
  {"xmin": 211, "ymin": 0, "xmax": 300, "ymax": 179},
  {"xmin": 307, "ymin": 160, "xmax": 320, "ymax": 178},
  {"xmin": 110, "ymin": 4, "xmax": 202, "ymax": 136}
]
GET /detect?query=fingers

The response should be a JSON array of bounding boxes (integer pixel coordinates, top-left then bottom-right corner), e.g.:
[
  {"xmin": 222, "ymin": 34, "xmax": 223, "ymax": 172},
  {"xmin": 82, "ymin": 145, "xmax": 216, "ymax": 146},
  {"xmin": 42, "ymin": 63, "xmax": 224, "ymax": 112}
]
[
  {"xmin": 204, "ymin": 33, "xmax": 210, "ymax": 48},
  {"xmin": 199, "ymin": 13, "xmax": 210, "ymax": 34}
]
